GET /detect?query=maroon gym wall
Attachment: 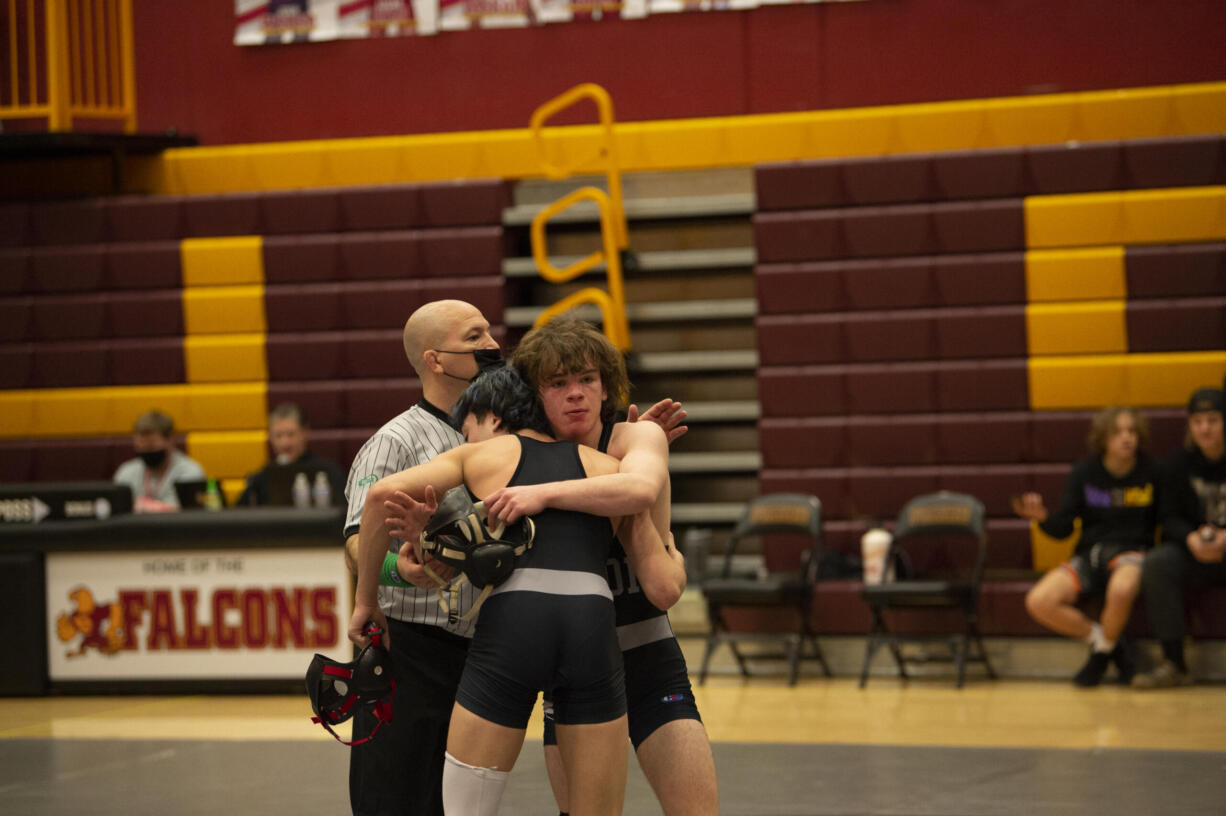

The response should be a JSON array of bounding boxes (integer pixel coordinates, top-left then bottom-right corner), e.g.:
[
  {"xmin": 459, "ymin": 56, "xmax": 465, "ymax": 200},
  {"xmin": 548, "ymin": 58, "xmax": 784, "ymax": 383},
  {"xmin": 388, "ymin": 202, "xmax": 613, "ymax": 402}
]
[{"xmin": 133, "ymin": 0, "xmax": 1226, "ymax": 146}]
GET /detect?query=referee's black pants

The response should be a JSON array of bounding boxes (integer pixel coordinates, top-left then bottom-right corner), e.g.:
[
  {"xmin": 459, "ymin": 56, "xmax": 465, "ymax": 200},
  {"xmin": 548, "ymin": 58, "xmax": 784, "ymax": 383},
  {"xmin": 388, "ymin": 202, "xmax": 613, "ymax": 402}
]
[
  {"xmin": 350, "ymin": 618, "xmax": 469, "ymax": 816},
  {"xmin": 1141, "ymin": 544, "xmax": 1226, "ymax": 642}
]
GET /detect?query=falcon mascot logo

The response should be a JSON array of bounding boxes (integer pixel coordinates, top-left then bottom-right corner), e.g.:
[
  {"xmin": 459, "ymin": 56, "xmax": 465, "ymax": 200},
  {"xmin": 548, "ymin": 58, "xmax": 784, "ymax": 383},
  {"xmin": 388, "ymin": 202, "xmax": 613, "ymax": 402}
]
[{"xmin": 55, "ymin": 586, "xmax": 125, "ymax": 657}]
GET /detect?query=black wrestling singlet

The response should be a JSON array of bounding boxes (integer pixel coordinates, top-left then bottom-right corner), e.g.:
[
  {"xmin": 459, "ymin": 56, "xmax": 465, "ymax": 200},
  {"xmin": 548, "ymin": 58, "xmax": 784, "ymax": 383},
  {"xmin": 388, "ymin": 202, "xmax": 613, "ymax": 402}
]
[
  {"xmin": 455, "ymin": 434, "xmax": 625, "ymax": 729},
  {"xmin": 504, "ymin": 435, "xmax": 616, "ymax": 579}
]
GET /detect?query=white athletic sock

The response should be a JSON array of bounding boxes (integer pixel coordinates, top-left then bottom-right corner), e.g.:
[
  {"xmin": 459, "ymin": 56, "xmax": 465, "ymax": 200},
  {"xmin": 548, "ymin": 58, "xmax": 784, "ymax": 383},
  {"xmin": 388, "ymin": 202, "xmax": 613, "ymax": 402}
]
[{"xmin": 1086, "ymin": 622, "xmax": 1114, "ymax": 653}]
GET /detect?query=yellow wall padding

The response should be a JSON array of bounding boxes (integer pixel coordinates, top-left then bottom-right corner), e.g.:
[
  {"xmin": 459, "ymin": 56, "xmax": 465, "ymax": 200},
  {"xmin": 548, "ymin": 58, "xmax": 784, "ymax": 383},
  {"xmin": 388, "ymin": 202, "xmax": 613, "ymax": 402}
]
[
  {"xmin": 221, "ymin": 477, "xmax": 248, "ymax": 507},
  {"xmin": 184, "ymin": 334, "xmax": 267, "ymax": 383},
  {"xmin": 1025, "ymin": 186, "xmax": 1226, "ymax": 248},
  {"xmin": 180, "ymin": 236, "xmax": 265, "ymax": 286},
  {"xmin": 147, "ymin": 82, "xmax": 1226, "ymax": 194},
  {"xmin": 0, "ymin": 383, "xmax": 267, "ymax": 439},
  {"xmin": 1026, "ymin": 301, "xmax": 1127, "ymax": 356},
  {"xmin": 1025, "ymin": 247, "xmax": 1125, "ymax": 302},
  {"xmin": 186, "ymin": 430, "xmax": 268, "ymax": 483},
  {"xmin": 0, "ymin": 396, "xmax": 36, "ymax": 437},
  {"xmin": 1029, "ymin": 355, "xmax": 1127, "ymax": 410},
  {"xmin": 182, "ymin": 284, "xmax": 266, "ymax": 335},
  {"xmin": 1125, "ymin": 351, "xmax": 1226, "ymax": 407},
  {"xmin": 1029, "ymin": 351, "xmax": 1226, "ymax": 410}
]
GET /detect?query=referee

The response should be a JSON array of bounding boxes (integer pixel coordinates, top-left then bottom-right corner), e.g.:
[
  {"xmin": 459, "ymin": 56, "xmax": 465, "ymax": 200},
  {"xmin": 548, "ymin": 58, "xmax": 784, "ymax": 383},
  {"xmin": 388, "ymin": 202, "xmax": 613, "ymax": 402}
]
[{"xmin": 342, "ymin": 299, "xmax": 501, "ymax": 816}]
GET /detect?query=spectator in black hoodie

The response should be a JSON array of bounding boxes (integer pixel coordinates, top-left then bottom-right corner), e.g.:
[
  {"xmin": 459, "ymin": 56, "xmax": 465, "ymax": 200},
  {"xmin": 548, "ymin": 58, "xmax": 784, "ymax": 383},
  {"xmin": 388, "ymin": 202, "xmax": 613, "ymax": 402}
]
[
  {"xmin": 1133, "ymin": 387, "xmax": 1226, "ymax": 689},
  {"xmin": 1012, "ymin": 406, "xmax": 1159, "ymax": 687}
]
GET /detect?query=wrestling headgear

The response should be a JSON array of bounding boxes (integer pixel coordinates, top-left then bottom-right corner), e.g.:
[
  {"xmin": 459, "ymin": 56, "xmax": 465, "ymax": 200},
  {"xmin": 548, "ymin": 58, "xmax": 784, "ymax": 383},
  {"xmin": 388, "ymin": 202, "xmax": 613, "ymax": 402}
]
[
  {"xmin": 306, "ymin": 621, "xmax": 395, "ymax": 746},
  {"xmin": 418, "ymin": 488, "xmax": 535, "ymax": 620}
]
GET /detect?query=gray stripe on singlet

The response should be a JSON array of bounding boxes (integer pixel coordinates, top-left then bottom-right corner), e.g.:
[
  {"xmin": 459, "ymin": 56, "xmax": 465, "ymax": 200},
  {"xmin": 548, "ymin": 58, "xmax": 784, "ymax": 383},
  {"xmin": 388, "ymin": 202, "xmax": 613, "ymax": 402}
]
[
  {"xmin": 491, "ymin": 568, "xmax": 614, "ymax": 600},
  {"xmin": 616, "ymin": 615, "xmax": 674, "ymax": 652}
]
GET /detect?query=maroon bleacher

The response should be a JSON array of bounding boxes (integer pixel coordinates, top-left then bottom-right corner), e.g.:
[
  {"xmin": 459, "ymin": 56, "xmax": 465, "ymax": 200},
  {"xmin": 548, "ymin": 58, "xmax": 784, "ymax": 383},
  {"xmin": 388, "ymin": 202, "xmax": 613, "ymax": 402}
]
[
  {"xmin": 752, "ymin": 135, "xmax": 1225, "ymax": 643},
  {"xmin": 0, "ymin": 178, "xmax": 510, "ymax": 487},
  {"xmin": 755, "ymin": 134, "xmax": 1226, "ymax": 211},
  {"xmin": 1126, "ymin": 297, "xmax": 1226, "ymax": 353},
  {"xmin": 1126, "ymin": 243, "xmax": 1226, "ymax": 298},
  {"xmin": 6, "ymin": 179, "xmax": 509, "ymax": 246},
  {"xmin": 755, "ymin": 253, "xmax": 1028, "ymax": 315}
]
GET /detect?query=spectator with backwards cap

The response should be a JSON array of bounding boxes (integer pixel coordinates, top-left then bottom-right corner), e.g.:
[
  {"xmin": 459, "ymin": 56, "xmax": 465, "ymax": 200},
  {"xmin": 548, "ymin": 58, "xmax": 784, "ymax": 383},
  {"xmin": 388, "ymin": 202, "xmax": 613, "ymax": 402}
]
[
  {"xmin": 1133, "ymin": 386, "xmax": 1226, "ymax": 689},
  {"xmin": 112, "ymin": 410, "xmax": 206, "ymax": 513}
]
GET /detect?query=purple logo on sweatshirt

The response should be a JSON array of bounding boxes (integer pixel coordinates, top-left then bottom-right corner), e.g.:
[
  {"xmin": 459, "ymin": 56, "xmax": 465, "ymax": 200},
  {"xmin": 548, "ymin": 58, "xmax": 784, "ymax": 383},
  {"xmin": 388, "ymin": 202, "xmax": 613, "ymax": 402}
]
[{"xmin": 1084, "ymin": 485, "xmax": 1113, "ymax": 508}]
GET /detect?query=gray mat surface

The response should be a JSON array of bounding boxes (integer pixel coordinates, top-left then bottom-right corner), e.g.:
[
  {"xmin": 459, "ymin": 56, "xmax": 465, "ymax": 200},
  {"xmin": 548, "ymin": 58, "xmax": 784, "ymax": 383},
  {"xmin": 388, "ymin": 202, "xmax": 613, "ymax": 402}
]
[{"xmin": 1, "ymin": 738, "xmax": 1221, "ymax": 815}]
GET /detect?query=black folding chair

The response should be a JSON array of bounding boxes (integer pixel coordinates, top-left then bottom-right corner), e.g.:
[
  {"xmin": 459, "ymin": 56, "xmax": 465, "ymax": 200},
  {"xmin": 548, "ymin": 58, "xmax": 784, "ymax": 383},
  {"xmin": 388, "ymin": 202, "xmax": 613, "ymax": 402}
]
[
  {"xmin": 698, "ymin": 493, "xmax": 831, "ymax": 685},
  {"xmin": 859, "ymin": 491, "xmax": 996, "ymax": 688}
]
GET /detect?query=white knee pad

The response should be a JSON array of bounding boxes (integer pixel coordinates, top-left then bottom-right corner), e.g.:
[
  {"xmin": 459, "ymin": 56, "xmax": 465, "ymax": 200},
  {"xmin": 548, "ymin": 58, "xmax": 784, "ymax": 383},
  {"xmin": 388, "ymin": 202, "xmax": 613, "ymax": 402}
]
[{"xmin": 443, "ymin": 751, "xmax": 510, "ymax": 816}]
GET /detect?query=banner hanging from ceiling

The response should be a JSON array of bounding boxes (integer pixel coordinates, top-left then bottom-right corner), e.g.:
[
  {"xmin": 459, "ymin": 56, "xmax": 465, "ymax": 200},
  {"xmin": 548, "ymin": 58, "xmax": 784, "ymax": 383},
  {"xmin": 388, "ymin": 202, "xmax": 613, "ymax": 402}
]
[{"xmin": 236, "ymin": 0, "xmax": 862, "ymax": 44}]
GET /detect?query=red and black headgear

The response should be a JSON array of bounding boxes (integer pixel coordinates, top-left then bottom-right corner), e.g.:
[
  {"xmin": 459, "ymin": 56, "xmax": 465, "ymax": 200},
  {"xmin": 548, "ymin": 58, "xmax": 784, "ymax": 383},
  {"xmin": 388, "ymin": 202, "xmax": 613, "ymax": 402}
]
[{"xmin": 306, "ymin": 621, "xmax": 395, "ymax": 746}]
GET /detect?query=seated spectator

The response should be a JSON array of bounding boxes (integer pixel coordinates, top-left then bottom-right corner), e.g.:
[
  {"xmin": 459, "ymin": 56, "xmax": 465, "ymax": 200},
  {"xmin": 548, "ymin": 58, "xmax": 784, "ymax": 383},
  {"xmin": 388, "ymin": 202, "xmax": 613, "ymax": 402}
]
[
  {"xmin": 1012, "ymin": 406, "xmax": 1160, "ymax": 687},
  {"xmin": 1134, "ymin": 387, "xmax": 1226, "ymax": 689},
  {"xmin": 113, "ymin": 410, "xmax": 207, "ymax": 513},
  {"xmin": 237, "ymin": 403, "xmax": 346, "ymax": 507}
]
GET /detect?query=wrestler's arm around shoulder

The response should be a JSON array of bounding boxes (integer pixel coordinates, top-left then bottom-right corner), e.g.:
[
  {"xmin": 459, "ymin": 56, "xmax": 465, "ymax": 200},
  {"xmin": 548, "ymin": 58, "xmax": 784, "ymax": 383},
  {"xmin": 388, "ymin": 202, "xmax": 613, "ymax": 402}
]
[
  {"xmin": 483, "ymin": 421, "xmax": 669, "ymax": 523},
  {"xmin": 618, "ymin": 509, "xmax": 687, "ymax": 611},
  {"xmin": 575, "ymin": 444, "xmax": 685, "ymax": 610}
]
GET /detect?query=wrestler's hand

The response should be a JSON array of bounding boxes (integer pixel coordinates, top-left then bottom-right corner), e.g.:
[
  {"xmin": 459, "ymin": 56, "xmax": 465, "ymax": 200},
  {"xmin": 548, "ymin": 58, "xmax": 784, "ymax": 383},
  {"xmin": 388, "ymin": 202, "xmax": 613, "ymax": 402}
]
[
  {"xmin": 349, "ymin": 603, "xmax": 390, "ymax": 649},
  {"xmin": 383, "ymin": 486, "xmax": 437, "ymax": 541},
  {"xmin": 1011, "ymin": 492, "xmax": 1048, "ymax": 522},
  {"xmin": 397, "ymin": 537, "xmax": 455, "ymax": 587},
  {"xmin": 383, "ymin": 487, "xmax": 450, "ymax": 588},
  {"xmin": 484, "ymin": 484, "xmax": 548, "ymax": 524},
  {"xmin": 628, "ymin": 398, "xmax": 688, "ymax": 444},
  {"xmin": 1188, "ymin": 529, "xmax": 1226, "ymax": 564}
]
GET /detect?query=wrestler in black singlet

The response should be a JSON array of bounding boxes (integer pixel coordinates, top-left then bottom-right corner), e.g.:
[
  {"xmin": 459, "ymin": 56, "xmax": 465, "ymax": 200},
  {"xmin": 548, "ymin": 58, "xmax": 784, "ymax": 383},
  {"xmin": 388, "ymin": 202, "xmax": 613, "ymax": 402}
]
[
  {"xmin": 543, "ymin": 422, "xmax": 702, "ymax": 748},
  {"xmin": 454, "ymin": 435, "xmax": 626, "ymax": 728}
]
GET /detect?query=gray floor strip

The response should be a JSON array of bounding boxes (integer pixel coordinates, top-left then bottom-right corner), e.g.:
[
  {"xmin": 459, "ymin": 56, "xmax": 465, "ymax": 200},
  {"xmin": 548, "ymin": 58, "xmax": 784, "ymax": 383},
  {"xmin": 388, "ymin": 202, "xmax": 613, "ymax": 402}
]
[{"xmin": 2, "ymin": 738, "xmax": 1219, "ymax": 816}]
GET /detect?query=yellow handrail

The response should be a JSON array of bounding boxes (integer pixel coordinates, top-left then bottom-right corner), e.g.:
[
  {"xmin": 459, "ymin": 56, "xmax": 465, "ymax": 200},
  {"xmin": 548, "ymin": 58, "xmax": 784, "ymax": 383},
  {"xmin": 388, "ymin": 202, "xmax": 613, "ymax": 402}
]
[
  {"xmin": 529, "ymin": 82, "xmax": 627, "ymax": 247},
  {"xmin": 0, "ymin": 0, "xmax": 136, "ymax": 132},
  {"xmin": 528, "ymin": 83, "xmax": 632, "ymax": 350},
  {"xmin": 530, "ymin": 186, "xmax": 631, "ymax": 351}
]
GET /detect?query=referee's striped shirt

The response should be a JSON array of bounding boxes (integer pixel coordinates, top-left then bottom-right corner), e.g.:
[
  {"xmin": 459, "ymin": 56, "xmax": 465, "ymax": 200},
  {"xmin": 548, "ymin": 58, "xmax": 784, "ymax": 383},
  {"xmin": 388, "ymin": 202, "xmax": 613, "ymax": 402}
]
[{"xmin": 343, "ymin": 399, "xmax": 477, "ymax": 637}]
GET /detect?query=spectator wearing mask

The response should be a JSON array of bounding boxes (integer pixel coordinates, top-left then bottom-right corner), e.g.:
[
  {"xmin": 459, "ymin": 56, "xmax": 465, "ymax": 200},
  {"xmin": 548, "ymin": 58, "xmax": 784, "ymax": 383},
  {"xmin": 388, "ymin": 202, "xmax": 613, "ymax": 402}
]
[
  {"xmin": 237, "ymin": 403, "xmax": 347, "ymax": 507},
  {"xmin": 113, "ymin": 410, "xmax": 207, "ymax": 513}
]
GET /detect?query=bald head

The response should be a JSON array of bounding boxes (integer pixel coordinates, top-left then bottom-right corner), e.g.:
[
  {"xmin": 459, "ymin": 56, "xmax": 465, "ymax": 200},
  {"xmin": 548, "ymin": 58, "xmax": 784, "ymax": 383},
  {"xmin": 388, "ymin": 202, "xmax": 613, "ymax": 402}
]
[
  {"xmin": 402, "ymin": 300, "xmax": 497, "ymax": 380},
  {"xmin": 404, "ymin": 300, "xmax": 473, "ymax": 376}
]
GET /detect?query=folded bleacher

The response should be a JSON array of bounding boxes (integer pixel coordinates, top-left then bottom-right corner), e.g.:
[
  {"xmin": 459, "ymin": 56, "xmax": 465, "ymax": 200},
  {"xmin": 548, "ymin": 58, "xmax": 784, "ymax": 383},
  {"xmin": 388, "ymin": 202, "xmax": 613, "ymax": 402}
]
[
  {"xmin": 0, "ymin": 180, "xmax": 509, "ymax": 497},
  {"xmin": 754, "ymin": 133, "xmax": 1226, "ymax": 639}
]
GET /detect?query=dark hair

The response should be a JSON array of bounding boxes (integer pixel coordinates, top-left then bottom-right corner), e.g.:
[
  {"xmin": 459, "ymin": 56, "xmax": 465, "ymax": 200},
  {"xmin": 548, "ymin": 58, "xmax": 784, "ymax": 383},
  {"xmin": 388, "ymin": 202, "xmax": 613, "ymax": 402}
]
[
  {"xmin": 510, "ymin": 316, "xmax": 630, "ymax": 424},
  {"xmin": 1086, "ymin": 406, "xmax": 1149, "ymax": 455},
  {"xmin": 450, "ymin": 367, "xmax": 551, "ymax": 436}
]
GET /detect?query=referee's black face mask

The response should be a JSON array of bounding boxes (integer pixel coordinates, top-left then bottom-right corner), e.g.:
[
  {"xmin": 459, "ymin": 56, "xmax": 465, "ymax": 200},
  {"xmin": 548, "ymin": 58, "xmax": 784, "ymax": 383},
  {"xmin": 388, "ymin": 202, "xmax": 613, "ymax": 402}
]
[{"xmin": 434, "ymin": 348, "xmax": 505, "ymax": 384}]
